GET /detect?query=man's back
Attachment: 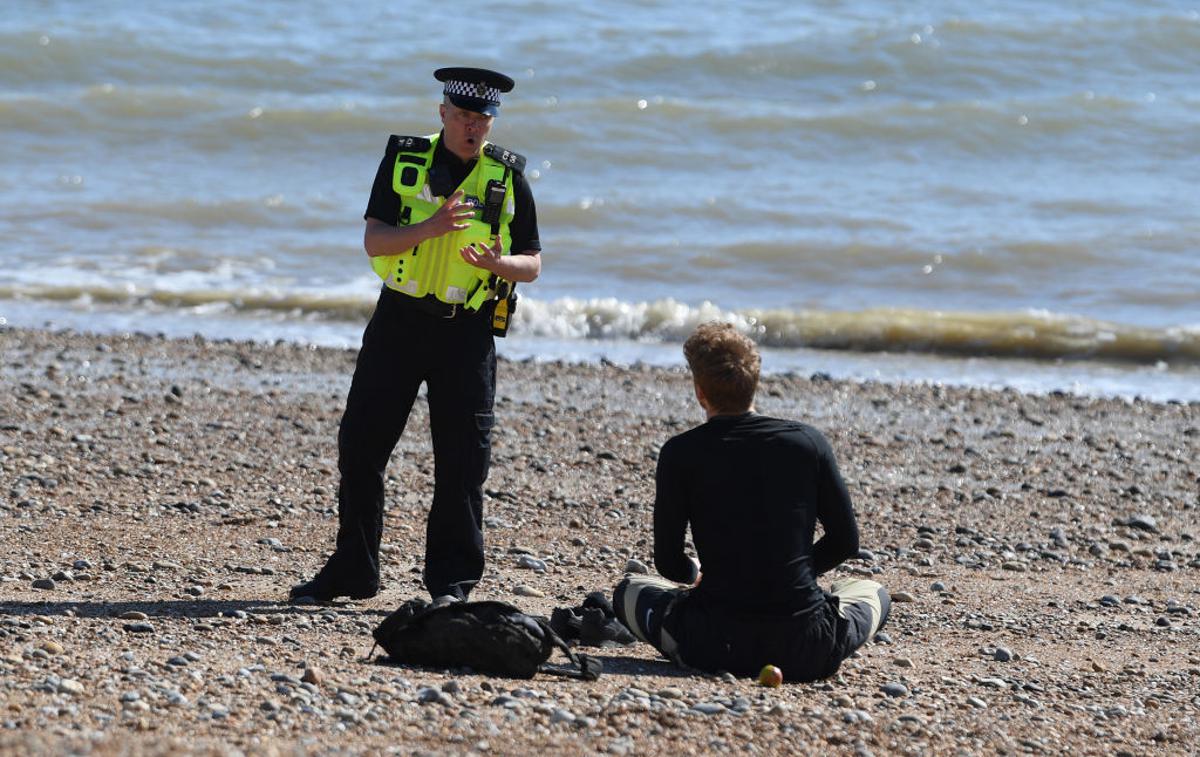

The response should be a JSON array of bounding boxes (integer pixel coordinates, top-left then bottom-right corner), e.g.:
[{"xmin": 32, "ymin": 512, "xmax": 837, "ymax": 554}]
[{"xmin": 653, "ymin": 412, "xmax": 859, "ymax": 617}]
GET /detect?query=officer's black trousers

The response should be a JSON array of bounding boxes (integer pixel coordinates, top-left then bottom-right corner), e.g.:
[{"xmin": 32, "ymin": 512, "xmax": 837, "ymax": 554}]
[{"xmin": 331, "ymin": 287, "xmax": 495, "ymax": 599}]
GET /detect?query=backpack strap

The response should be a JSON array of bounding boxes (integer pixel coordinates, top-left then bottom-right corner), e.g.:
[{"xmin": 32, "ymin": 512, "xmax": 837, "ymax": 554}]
[{"xmin": 535, "ymin": 619, "xmax": 603, "ymax": 681}]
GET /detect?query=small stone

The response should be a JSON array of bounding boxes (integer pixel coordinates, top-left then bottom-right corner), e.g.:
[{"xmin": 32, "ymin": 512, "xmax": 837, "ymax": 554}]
[
  {"xmin": 550, "ymin": 708, "xmax": 575, "ymax": 725},
  {"xmin": 891, "ymin": 592, "xmax": 915, "ymax": 603},
  {"xmin": 31, "ymin": 578, "xmax": 55, "ymax": 590},
  {"xmin": 301, "ymin": 667, "xmax": 320, "ymax": 685},
  {"xmin": 1001, "ymin": 561, "xmax": 1027, "ymax": 572},
  {"xmin": 39, "ymin": 641, "xmax": 64, "ymax": 656},
  {"xmin": 123, "ymin": 622, "xmax": 155, "ymax": 634},
  {"xmin": 930, "ymin": 581, "xmax": 947, "ymax": 592},
  {"xmin": 1124, "ymin": 514, "xmax": 1158, "ymax": 532},
  {"xmin": 993, "ymin": 647, "xmax": 1014, "ymax": 662},
  {"xmin": 894, "ymin": 657, "xmax": 914, "ymax": 668},
  {"xmin": 657, "ymin": 687, "xmax": 684, "ymax": 699},
  {"xmin": 691, "ymin": 702, "xmax": 726, "ymax": 715},
  {"xmin": 624, "ymin": 558, "xmax": 650, "ymax": 574},
  {"xmin": 517, "ymin": 555, "xmax": 546, "ymax": 572},
  {"xmin": 417, "ymin": 687, "xmax": 442, "ymax": 704},
  {"xmin": 880, "ymin": 682, "xmax": 908, "ymax": 698},
  {"xmin": 58, "ymin": 679, "xmax": 85, "ymax": 696},
  {"xmin": 873, "ymin": 632, "xmax": 893, "ymax": 644},
  {"xmin": 966, "ymin": 696, "xmax": 987, "ymax": 709},
  {"xmin": 119, "ymin": 610, "xmax": 149, "ymax": 621},
  {"xmin": 1155, "ymin": 616, "xmax": 1171, "ymax": 627},
  {"xmin": 513, "ymin": 585, "xmax": 545, "ymax": 598}
]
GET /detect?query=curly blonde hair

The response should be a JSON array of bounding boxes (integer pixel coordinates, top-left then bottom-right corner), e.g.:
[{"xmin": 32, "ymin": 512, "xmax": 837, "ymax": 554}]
[{"xmin": 683, "ymin": 322, "xmax": 760, "ymax": 413}]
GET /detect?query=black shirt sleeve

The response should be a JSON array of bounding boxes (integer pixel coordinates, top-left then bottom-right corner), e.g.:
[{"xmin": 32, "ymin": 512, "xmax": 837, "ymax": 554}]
[
  {"xmin": 508, "ymin": 170, "xmax": 541, "ymax": 255},
  {"xmin": 363, "ymin": 149, "xmax": 400, "ymax": 224},
  {"xmin": 804, "ymin": 427, "xmax": 860, "ymax": 575},
  {"xmin": 653, "ymin": 438, "xmax": 701, "ymax": 585}
]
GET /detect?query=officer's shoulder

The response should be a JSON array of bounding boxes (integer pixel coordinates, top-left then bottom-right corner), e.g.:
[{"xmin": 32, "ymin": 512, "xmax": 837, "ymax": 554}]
[
  {"xmin": 387, "ymin": 134, "xmax": 432, "ymax": 155},
  {"xmin": 484, "ymin": 143, "xmax": 526, "ymax": 172}
]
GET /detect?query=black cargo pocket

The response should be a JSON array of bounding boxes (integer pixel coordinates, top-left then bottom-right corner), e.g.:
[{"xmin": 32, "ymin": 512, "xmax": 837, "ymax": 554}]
[{"xmin": 474, "ymin": 411, "xmax": 495, "ymax": 448}]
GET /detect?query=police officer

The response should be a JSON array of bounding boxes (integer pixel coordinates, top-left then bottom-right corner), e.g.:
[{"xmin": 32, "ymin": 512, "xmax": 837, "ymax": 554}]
[{"xmin": 290, "ymin": 67, "xmax": 541, "ymax": 604}]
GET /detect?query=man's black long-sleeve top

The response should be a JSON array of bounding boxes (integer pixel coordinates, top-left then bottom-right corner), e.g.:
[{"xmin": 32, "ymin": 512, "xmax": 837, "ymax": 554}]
[{"xmin": 653, "ymin": 412, "xmax": 860, "ymax": 617}]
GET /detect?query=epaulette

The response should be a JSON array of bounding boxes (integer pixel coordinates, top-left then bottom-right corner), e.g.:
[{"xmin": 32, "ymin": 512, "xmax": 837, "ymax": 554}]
[
  {"xmin": 484, "ymin": 143, "xmax": 526, "ymax": 172},
  {"xmin": 388, "ymin": 135, "xmax": 432, "ymax": 154}
]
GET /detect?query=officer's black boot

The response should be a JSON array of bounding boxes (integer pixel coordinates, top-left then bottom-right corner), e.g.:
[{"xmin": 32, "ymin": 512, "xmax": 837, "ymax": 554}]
[
  {"xmin": 288, "ymin": 558, "xmax": 380, "ymax": 603},
  {"xmin": 290, "ymin": 481, "xmax": 383, "ymax": 602}
]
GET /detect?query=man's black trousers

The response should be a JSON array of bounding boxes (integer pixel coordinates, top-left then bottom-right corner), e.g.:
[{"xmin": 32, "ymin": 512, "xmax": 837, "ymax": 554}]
[{"xmin": 331, "ymin": 287, "xmax": 496, "ymax": 600}]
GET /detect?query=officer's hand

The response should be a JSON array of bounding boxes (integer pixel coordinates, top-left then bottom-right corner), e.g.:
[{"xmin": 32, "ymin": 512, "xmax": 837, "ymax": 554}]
[
  {"xmin": 424, "ymin": 191, "xmax": 475, "ymax": 238},
  {"xmin": 459, "ymin": 237, "xmax": 504, "ymax": 272}
]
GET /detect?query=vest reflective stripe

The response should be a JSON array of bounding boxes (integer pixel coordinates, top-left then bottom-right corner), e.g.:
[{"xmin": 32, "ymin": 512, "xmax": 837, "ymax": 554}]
[{"xmin": 371, "ymin": 133, "xmax": 515, "ymax": 308}]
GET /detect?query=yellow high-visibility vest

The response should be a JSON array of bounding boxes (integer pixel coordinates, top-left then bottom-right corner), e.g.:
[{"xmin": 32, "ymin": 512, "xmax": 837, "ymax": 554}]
[{"xmin": 372, "ymin": 133, "xmax": 519, "ymax": 310}]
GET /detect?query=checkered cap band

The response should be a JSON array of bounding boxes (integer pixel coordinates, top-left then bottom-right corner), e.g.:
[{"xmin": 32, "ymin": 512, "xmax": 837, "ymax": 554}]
[{"xmin": 443, "ymin": 79, "xmax": 501, "ymax": 103}]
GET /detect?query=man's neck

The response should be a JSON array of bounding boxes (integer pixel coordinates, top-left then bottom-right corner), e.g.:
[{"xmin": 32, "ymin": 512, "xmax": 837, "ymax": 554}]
[{"xmin": 705, "ymin": 406, "xmax": 754, "ymax": 420}]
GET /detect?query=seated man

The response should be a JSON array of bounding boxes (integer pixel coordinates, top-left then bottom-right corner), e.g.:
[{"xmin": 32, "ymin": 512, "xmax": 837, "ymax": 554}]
[{"xmin": 614, "ymin": 322, "xmax": 889, "ymax": 682}]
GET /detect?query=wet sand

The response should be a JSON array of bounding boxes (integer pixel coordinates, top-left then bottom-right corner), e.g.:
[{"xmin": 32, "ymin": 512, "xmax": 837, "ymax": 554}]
[{"xmin": 1, "ymin": 325, "xmax": 1198, "ymax": 755}]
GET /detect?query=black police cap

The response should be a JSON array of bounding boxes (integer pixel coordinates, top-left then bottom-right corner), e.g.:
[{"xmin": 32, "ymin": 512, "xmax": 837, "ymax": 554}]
[{"xmin": 435, "ymin": 67, "xmax": 515, "ymax": 117}]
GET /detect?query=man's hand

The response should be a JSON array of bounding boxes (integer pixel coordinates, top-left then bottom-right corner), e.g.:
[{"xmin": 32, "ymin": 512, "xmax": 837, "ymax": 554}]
[
  {"xmin": 423, "ymin": 190, "xmax": 475, "ymax": 238},
  {"xmin": 459, "ymin": 236, "xmax": 504, "ymax": 274}
]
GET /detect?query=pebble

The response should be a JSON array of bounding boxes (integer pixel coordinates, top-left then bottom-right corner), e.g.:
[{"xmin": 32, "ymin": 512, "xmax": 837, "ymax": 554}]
[
  {"xmin": 39, "ymin": 641, "xmax": 64, "ymax": 655},
  {"xmin": 657, "ymin": 687, "xmax": 684, "ymax": 699},
  {"xmin": 550, "ymin": 708, "xmax": 575, "ymax": 725},
  {"xmin": 891, "ymin": 592, "xmax": 916, "ymax": 603},
  {"xmin": 966, "ymin": 696, "xmax": 987, "ymax": 709},
  {"xmin": 58, "ymin": 679, "xmax": 85, "ymax": 695},
  {"xmin": 993, "ymin": 647, "xmax": 1014, "ymax": 662},
  {"xmin": 894, "ymin": 657, "xmax": 914, "ymax": 668},
  {"xmin": 880, "ymin": 683, "xmax": 908, "ymax": 698},
  {"xmin": 1124, "ymin": 514, "xmax": 1158, "ymax": 532},
  {"xmin": 691, "ymin": 702, "xmax": 726, "ymax": 715},
  {"xmin": 516, "ymin": 555, "xmax": 547, "ymax": 572},
  {"xmin": 624, "ymin": 558, "xmax": 649, "ymax": 574},
  {"xmin": 874, "ymin": 632, "xmax": 893, "ymax": 644},
  {"xmin": 930, "ymin": 581, "xmax": 947, "ymax": 592},
  {"xmin": 31, "ymin": 578, "xmax": 56, "ymax": 590},
  {"xmin": 123, "ymin": 622, "xmax": 155, "ymax": 634},
  {"xmin": 301, "ymin": 667, "xmax": 321, "ymax": 685},
  {"xmin": 513, "ymin": 585, "xmax": 545, "ymax": 598}
]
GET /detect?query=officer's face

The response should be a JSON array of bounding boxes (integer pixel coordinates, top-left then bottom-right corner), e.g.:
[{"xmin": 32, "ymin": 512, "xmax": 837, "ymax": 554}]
[{"xmin": 440, "ymin": 102, "xmax": 494, "ymax": 160}]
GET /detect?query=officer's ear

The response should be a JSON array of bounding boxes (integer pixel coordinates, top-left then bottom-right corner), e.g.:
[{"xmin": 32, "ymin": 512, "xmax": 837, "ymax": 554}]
[{"xmin": 439, "ymin": 103, "xmax": 446, "ymax": 123}]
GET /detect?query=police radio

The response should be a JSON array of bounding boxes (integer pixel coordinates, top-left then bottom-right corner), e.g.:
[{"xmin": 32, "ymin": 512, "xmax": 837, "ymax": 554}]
[{"xmin": 481, "ymin": 179, "xmax": 506, "ymax": 228}]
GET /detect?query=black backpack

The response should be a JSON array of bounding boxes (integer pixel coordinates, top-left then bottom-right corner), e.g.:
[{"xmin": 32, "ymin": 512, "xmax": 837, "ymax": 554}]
[{"xmin": 372, "ymin": 599, "xmax": 602, "ymax": 681}]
